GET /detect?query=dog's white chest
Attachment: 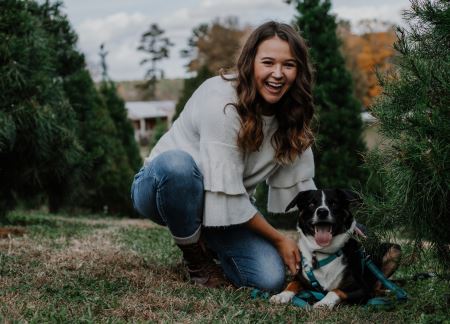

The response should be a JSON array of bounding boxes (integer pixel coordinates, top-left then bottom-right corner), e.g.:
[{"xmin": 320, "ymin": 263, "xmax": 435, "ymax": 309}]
[
  {"xmin": 298, "ymin": 235, "xmax": 348, "ymax": 291},
  {"xmin": 301, "ymin": 254, "xmax": 346, "ymax": 291}
]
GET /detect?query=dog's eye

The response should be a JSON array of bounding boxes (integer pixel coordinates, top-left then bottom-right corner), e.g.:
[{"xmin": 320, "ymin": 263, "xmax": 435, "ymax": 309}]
[
  {"xmin": 308, "ymin": 203, "xmax": 315, "ymax": 209},
  {"xmin": 331, "ymin": 202, "xmax": 339, "ymax": 208}
]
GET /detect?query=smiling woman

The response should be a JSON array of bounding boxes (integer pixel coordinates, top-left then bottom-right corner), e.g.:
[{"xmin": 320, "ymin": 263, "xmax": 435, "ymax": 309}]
[
  {"xmin": 253, "ymin": 36, "xmax": 298, "ymax": 107},
  {"xmin": 130, "ymin": 21, "xmax": 316, "ymax": 292}
]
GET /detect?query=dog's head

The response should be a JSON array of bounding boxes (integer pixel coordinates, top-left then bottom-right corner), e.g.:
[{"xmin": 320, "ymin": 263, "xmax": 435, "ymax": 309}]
[{"xmin": 286, "ymin": 189, "xmax": 360, "ymax": 248}]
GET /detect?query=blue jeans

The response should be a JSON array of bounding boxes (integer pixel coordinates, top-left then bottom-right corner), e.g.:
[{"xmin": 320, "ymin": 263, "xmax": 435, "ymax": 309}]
[{"xmin": 131, "ymin": 150, "xmax": 285, "ymax": 292}]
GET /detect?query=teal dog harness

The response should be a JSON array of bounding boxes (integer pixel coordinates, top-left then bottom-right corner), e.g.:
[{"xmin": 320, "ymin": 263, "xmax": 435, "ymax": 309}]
[{"xmin": 302, "ymin": 249, "xmax": 343, "ymax": 292}]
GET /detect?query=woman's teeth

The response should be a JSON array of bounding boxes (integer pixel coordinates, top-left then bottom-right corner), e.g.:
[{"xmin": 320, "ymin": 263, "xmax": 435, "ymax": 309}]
[{"xmin": 266, "ymin": 81, "xmax": 283, "ymax": 89}]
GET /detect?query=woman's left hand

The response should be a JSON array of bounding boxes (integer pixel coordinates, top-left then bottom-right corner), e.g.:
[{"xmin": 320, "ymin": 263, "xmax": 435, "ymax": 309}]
[
  {"xmin": 274, "ymin": 236, "xmax": 301, "ymax": 275},
  {"xmin": 246, "ymin": 213, "xmax": 301, "ymax": 274}
]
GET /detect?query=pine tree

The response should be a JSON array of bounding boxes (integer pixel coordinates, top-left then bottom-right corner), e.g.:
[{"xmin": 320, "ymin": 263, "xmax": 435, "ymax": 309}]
[
  {"xmin": 0, "ymin": 0, "xmax": 83, "ymax": 216},
  {"xmin": 290, "ymin": 0, "xmax": 368, "ymax": 188},
  {"xmin": 38, "ymin": 2, "xmax": 136, "ymax": 214},
  {"xmin": 64, "ymin": 67, "xmax": 135, "ymax": 214},
  {"xmin": 362, "ymin": 0, "xmax": 450, "ymax": 266},
  {"xmin": 99, "ymin": 44, "xmax": 142, "ymax": 173}
]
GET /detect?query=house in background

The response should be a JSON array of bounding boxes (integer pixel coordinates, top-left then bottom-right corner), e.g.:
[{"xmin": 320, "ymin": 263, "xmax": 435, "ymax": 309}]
[
  {"xmin": 126, "ymin": 99, "xmax": 381, "ymax": 150},
  {"xmin": 126, "ymin": 100, "xmax": 175, "ymax": 145}
]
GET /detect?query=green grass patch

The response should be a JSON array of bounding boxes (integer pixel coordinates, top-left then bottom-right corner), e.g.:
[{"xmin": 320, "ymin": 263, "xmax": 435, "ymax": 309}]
[
  {"xmin": 117, "ymin": 226, "xmax": 180, "ymax": 265},
  {"xmin": 2, "ymin": 210, "xmax": 106, "ymax": 244}
]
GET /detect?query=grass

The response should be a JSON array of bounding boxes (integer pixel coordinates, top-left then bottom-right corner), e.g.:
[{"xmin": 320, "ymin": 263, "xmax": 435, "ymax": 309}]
[{"xmin": 0, "ymin": 210, "xmax": 449, "ymax": 323}]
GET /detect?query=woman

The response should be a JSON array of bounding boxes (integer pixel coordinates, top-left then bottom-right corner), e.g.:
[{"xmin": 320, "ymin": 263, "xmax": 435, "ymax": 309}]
[{"xmin": 131, "ymin": 21, "xmax": 315, "ymax": 292}]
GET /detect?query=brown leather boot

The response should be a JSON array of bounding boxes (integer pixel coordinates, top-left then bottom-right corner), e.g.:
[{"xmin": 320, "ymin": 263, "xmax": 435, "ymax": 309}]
[{"xmin": 177, "ymin": 241, "xmax": 228, "ymax": 288}]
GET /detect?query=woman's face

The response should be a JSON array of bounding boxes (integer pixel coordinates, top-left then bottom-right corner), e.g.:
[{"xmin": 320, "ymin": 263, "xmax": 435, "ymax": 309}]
[{"xmin": 253, "ymin": 36, "xmax": 297, "ymax": 107}]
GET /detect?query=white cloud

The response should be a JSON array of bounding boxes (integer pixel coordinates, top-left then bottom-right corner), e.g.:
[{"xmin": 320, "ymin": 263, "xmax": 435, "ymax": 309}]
[
  {"xmin": 70, "ymin": 0, "xmax": 411, "ymax": 80},
  {"xmin": 200, "ymin": 0, "xmax": 288, "ymax": 10},
  {"xmin": 71, "ymin": 1, "xmax": 295, "ymax": 80},
  {"xmin": 77, "ymin": 12, "xmax": 156, "ymax": 80},
  {"xmin": 77, "ymin": 12, "xmax": 147, "ymax": 49}
]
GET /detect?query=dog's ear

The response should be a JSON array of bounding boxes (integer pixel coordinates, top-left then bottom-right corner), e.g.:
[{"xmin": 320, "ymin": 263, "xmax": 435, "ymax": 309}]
[
  {"xmin": 285, "ymin": 190, "xmax": 314, "ymax": 212},
  {"xmin": 336, "ymin": 189, "xmax": 362, "ymax": 205}
]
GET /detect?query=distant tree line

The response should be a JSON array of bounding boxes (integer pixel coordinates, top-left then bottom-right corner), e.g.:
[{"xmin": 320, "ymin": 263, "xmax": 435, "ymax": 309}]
[
  {"xmin": 338, "ymin": 19, "xmax": 397, "ymax": 108},
  {"xmin": 0, "ymin": 0, "xmax": 141, "ymax": 218}
]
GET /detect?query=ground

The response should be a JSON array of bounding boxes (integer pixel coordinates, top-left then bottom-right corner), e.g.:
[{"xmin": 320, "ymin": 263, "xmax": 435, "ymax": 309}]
[{"xmin": 0, "ymin": 211, "xmax": 449, "ymax": 323}]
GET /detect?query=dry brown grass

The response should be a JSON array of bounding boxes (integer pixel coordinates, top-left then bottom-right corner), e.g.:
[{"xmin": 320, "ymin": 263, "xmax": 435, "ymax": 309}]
[{"xmin": 0, "ymin": 217, "xmax": 201, "ymax": 321}]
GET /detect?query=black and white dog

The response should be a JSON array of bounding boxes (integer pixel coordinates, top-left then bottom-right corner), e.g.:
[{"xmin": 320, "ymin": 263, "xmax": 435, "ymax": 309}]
[{"xmin": 270, "ymin": 189, "xmax": 400, "ymax": 309}]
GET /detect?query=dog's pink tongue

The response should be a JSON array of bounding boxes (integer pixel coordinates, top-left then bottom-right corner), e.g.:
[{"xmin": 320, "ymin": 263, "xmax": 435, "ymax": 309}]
[{"xmin": 314, "ymin": 225, "xmax": 332, "ymax": 247}]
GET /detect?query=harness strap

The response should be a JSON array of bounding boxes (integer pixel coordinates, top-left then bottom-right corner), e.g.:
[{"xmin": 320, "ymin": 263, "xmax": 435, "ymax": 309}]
[
  {"xmin": 302, "ymin": 256, "xmax": 322, "ymax": 291},
  {"xmin": 315, "ymin": 249, "xmax": 343, "ymax": 268},
  {"xmin": 292, "ymin": 290, "xmax": 325, "ymax": 309},
  {"xmin": 297, "ymin": 289, "xmax": 325, "ymax": 301},
  {"xmin": 305, "ymin": 266, "xmax": 323, "ymax": 291},
  {"xmin": 301, "ymin": 249, "xmax": 343, "ymax": 292}
]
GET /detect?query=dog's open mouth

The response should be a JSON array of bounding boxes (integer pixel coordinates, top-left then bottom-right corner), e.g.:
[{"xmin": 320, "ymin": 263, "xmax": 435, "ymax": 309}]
[{"xmin": 313, "ymin": 223, "xmax": 333, "ymax": 247}]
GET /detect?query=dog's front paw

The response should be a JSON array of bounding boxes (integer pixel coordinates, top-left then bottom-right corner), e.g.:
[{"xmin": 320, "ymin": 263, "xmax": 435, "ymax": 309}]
[
  {"xmin": 270, "ymin": 291, "xmax": 295, "ymax": 304},
  {"xmin": 313, "ymin": 291, "xmax": 340, "ymax": 310}
]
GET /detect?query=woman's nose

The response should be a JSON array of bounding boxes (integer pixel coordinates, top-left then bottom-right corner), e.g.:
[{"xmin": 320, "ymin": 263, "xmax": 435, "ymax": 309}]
[{"xmin": 272, "ymin": 64, "xmax": 282, "ymax": 78}]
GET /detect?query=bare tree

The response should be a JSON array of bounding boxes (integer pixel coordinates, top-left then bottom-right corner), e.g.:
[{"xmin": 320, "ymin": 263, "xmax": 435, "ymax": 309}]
[{"xmin": 138, "ymin": 24, "xmax": 173, "ymax": 97}]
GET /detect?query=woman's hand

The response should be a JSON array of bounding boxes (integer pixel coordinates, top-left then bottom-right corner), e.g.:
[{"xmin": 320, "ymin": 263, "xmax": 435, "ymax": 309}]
[
  {"xmin": 274, "ymin": 236, "xmax": 301, "ymax": 275},
  {"xmin": 246, "ymin": 213, "xmax": 301, "ymax": 275}
]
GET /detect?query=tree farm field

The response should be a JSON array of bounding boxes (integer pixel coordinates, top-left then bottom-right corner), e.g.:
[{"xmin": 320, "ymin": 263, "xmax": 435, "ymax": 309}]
[{"xmin": 1, "ymin": 211, "xmax": 448, "ymax": 323}]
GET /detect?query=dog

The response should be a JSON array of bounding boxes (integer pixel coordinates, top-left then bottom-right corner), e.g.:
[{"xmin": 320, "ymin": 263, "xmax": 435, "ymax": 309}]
[{"xmin": 270, "ymin": 189, "xmax": 401, "ymax": 309}]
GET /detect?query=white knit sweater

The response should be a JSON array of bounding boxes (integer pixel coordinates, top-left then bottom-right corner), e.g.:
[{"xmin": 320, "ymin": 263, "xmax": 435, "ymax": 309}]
[{"xmin": 145, "ymin": 76, "xmax": 316, "ymax": 227}]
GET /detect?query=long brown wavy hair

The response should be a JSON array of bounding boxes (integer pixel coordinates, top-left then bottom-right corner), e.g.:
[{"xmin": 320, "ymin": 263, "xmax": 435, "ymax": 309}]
[{"xmin": 223, "ymin": 21, "xmax": 314, "ymax": 165}]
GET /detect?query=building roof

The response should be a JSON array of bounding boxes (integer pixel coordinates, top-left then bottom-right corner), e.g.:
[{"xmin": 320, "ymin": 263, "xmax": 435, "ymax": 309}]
[
  {"xmin": 126, "ymin": 100, "xmax": 176, "ymax": 120},
  {"xmin": 125, "ymin": 100, "xmax": 376, "ymax": 124},
  {"xmin": 361, "ymin": 111, "xmax": 377, "ymax": 123}
]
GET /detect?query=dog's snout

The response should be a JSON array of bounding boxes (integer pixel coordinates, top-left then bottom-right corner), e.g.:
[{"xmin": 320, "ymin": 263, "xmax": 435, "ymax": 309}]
[{"xmin": 316, "ymin": 208, "xmax": 329, "ymax": 218}]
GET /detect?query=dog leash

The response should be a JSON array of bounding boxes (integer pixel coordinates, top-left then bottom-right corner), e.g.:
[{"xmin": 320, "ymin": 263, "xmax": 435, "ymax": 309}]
[{"xmin": 362, "ymin": 251, "xmax": 408, "ymax": 302}]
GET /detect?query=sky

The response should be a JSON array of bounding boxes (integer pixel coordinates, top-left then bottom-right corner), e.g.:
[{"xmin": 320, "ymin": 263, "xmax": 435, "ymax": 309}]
[{"xmin": 60, "ymin": 0, "xmax": 412, "ymax": 81}]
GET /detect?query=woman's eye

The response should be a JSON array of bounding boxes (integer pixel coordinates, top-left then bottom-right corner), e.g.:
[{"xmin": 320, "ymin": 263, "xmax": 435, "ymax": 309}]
[
  {"xmin": 284, "ymin": 63, "xmax": 296, "ymax": 68},
  {"xmin": 262, "ymin": 61, "xmax": 272, "ymax": 66}
]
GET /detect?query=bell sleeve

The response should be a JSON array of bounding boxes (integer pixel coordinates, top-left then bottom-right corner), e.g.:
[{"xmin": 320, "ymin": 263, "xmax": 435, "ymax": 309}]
[
  {"xmin": 266, "ymin": 147, "xmax": 317, "ymax": 213},
  {"xmin": 193, "ymin": 80, "xmax": 258, "ymax": 226}
]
